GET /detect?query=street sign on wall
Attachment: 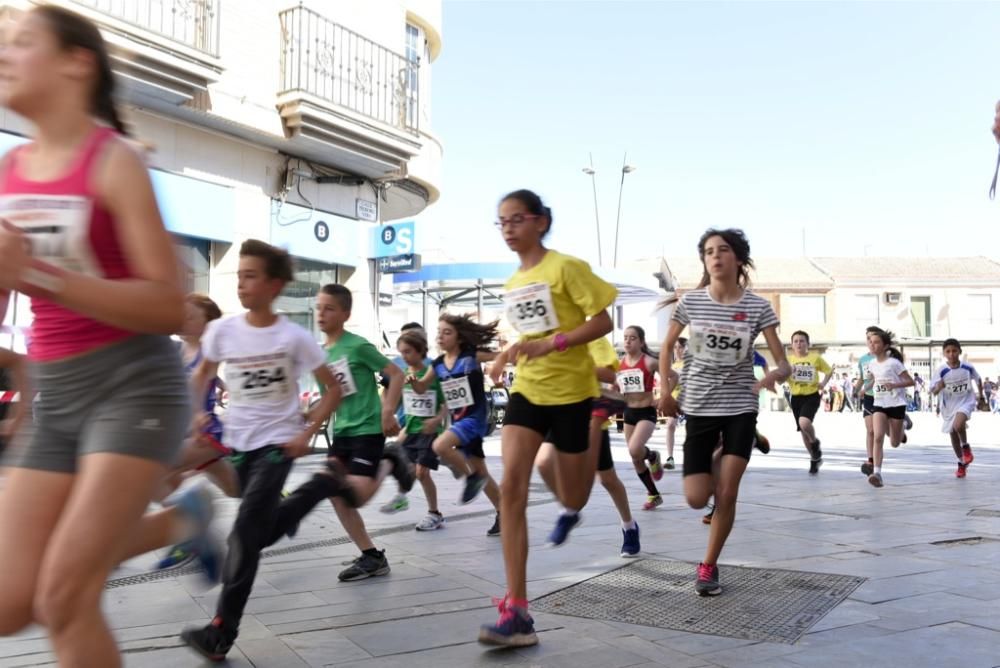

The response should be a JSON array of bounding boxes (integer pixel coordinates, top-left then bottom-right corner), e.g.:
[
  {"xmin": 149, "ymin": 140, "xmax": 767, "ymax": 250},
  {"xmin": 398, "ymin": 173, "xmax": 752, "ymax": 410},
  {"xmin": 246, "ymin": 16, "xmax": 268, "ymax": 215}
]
[{"xmin": 377, "ymin": 253, "xmax": 421, "ymax": 273}]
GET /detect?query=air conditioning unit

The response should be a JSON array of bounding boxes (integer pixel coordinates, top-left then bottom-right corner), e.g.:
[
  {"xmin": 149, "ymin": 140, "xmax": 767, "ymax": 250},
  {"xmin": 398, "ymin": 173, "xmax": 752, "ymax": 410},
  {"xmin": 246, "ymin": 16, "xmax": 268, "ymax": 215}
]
[{"xmin": 884, "ymin": 292, "xmax": 902, "ymax": 305}]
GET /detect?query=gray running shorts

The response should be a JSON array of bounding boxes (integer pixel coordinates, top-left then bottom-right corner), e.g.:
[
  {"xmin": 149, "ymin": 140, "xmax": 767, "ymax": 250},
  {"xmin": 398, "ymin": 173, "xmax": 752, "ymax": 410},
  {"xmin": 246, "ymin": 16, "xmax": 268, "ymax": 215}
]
[{"xmin": 7, "ymin": 335, "xmax": 189, "ymax": 473}]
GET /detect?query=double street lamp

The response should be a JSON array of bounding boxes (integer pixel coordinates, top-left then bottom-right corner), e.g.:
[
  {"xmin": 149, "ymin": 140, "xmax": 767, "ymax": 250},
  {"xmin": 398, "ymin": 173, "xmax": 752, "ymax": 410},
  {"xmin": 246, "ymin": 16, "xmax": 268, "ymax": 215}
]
[{"xmin": 582, "ymin": 152, "xmax": 636, "ymax": 269}]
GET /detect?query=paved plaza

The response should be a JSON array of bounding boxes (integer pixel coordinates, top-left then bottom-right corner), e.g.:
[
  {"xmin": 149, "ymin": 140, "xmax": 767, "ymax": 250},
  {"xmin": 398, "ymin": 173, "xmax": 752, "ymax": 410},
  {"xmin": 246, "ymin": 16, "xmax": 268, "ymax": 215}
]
[{"xmin": 1, "ymin": 411, "xmax": 998, "ymax": 667}]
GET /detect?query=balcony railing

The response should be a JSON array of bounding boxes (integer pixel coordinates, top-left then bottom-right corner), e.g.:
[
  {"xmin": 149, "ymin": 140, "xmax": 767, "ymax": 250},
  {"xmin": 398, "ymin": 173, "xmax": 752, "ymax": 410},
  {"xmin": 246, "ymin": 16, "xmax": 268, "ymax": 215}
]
[
  {"xmin": 279, "ymin": 6, "xmax": 419, "ymax": 135},
  {"xmin": 73, "ymin": 0, "xmax": 220, "ymax": 57}
]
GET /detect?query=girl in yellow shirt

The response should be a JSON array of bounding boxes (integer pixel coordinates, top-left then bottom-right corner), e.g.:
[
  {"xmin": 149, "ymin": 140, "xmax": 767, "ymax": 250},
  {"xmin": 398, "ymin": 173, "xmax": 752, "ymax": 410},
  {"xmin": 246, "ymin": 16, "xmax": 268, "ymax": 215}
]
[
  {"xmin": 479, "ymin": 189, "xmax": 616, "ymax": 648},
  {"xmin": 787, "ymin": 330, "xmax": 833, "ymax": 475}
]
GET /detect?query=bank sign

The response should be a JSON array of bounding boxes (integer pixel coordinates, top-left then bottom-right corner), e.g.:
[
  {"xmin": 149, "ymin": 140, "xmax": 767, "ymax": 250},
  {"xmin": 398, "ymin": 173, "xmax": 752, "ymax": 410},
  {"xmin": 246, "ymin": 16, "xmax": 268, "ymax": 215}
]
[{"xmin": 369, "ymin": 221, "xmax": 415, "ymax": 259}]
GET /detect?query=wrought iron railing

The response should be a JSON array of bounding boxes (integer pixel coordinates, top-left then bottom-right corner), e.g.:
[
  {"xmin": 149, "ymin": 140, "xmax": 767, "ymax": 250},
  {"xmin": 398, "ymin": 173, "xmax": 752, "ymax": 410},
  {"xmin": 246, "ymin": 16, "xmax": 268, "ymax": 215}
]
[
  {"xmin": 73, "ymin": 0, "xmax": 220, "ymax": 57},
  {"xmin": 279, "ymin": 5, "xmax": 420, "ymax": 135}
]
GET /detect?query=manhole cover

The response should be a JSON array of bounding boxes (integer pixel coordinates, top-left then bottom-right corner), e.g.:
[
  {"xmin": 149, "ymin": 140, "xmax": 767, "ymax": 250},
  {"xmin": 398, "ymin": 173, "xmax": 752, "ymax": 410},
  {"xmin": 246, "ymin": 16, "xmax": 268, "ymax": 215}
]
[
  {"xmin": 532, "ymin": 559, "xmax": 864, "ymax": 644},
  {"xmin": 967, "ymin": 509, "xmax": 1000, "ymax": 518}
]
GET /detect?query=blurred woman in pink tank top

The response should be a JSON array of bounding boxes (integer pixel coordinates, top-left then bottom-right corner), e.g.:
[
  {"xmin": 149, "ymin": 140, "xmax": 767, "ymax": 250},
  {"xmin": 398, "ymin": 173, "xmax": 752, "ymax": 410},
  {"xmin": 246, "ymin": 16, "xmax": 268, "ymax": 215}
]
[{"xmin": 0, "ymin": 6, "xmax": 219, "ymax": 666}]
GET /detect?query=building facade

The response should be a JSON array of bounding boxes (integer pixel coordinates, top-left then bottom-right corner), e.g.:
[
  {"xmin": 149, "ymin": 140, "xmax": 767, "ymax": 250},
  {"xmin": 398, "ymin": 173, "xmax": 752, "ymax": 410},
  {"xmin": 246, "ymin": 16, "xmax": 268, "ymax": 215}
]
[{"xmin": 0, "ymin": 0, "xmax": 443, "ymax": 346}]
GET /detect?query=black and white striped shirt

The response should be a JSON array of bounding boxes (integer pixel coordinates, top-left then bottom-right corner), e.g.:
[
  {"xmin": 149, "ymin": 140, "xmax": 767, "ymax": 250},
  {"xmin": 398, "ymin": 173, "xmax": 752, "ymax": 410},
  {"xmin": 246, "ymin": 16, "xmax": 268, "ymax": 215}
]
[{"xmin": 673, "ymin": 289, "xmax": 779, "ymax": 416}]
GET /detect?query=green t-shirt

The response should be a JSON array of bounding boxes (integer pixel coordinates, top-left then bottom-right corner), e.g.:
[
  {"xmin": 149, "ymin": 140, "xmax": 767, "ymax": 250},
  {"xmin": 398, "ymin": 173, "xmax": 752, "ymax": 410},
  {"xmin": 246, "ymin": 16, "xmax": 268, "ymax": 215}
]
[
  {"xmin": 402, "ymin": 366, "xmax": 445, "ymax": 435},
  {"xmin": 324, "ymin": 331, "xmax": 391, "ymax": 437}
]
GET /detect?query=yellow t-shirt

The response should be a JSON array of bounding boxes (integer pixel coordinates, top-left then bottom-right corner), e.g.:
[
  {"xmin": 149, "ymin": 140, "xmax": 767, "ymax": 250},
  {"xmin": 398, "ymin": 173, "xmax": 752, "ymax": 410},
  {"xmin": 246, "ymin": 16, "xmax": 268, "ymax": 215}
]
[
  {"xmin": 788, "ymin": 351, "xmax": 831, "ymax": 396},
  {"xmin": 505, "ymin": 250, "xmax": 618, "ymax": 405},
  {"xmin": 589, "ymin": 337, "xmax": 619, "ymax": 431}
]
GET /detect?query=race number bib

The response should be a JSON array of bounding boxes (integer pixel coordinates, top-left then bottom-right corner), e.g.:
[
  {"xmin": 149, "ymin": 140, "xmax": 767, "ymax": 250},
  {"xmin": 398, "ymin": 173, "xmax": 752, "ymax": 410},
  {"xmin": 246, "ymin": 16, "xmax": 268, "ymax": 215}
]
[
  {"xmin": 873, "ymin": 378, "xmax": 894, "ymax": 400},
  {"xmin": 327, "ymin": 358, "xmax": 357, "ymax": 397},
  {"xmin": 0, "ymin": 195, "xmax": 97, "ymax": 274},
  {"xmin": 617, "ymin": 369, "xmax": 645, "ymax": 394},
  {"xmin": 945, "ymin": 380, "xmax": 970, "ymax": 395},
  {"xmin": 441, "ymin": 376, "xmax": 474, "ymax": 410},
  {"xmin": 403, "ymin": 388, "xmax": 437, "ymax": 417},
  {"xmin": 504, "ymin": 283, "xmax": 560, "ymax": 335},
  {"xmin": 793, "ymin": 364, "xmax": 816, "ymax": 383},
  {"xmin": 226, "ymin": 355, "xmax": 293, "ymax": 405},
  {"xmin": 689, "ymin": 320, "xmax": 751, "ymax": 366}
]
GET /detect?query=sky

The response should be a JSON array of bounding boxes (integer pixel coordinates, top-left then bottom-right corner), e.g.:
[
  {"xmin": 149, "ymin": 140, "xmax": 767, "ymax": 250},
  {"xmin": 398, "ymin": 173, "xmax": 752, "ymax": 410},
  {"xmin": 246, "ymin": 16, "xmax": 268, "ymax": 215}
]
[{"xmin": 415, "ymin": 0, "xmax": 1000, "ymax": 268}]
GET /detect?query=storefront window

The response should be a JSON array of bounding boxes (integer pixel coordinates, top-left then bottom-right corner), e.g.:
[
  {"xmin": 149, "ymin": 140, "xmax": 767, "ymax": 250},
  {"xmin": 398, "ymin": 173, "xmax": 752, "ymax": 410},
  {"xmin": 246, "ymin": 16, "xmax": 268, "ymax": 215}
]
[{"xmin": 275, "ymin": 259, "xmax": 340, "ymax": 335}]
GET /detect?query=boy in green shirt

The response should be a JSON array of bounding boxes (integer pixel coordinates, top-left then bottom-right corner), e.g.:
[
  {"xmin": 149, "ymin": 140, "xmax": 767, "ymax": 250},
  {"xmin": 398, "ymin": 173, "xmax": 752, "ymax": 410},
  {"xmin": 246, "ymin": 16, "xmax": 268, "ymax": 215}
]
[{"xmin": 272, "ymin": 284, "xmax": 411, "ymax": 582}]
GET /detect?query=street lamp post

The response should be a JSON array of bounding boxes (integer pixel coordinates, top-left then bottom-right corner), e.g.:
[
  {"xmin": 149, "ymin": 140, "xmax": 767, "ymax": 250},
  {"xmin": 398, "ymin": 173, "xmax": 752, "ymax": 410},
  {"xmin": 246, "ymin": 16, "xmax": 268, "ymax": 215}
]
[
  {"xmin": 582, "ymin": 153, "xmax": 602, "ymax": 266},
  {"xmin": 613, "ymin": 152, "xmax": 636, "ymax": 268}
]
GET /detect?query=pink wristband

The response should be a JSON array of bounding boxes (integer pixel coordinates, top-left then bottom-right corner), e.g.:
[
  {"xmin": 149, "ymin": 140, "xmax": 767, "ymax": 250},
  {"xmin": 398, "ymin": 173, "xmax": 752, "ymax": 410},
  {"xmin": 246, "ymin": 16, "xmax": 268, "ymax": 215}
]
[{"xmin": 553, "ymin": 333, "xmax": 569, "ymax": 352}]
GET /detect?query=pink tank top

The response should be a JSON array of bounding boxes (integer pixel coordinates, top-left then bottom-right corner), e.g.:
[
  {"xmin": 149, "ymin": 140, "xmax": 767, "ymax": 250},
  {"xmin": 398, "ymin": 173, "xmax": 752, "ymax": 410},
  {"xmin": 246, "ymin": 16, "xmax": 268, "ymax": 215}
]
[{"xmin": 0, "ymin": 126, "xmax": 134, "ymax": 362}]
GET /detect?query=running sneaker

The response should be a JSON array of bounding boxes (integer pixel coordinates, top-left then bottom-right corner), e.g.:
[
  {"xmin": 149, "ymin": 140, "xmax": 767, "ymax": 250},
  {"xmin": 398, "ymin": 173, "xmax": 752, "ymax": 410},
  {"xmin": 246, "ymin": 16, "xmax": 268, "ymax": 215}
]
[
  {"xmin": 642, "ymin": 494, "xmax": 663, "ymax": 511},
  {"xmin": 380, "ymin": 493, "xmax": 409, "ymax": 514},
  {"xmin": 338, "ymin": 550, "xmax": 390, "ymax": 582},
  {"xmin": 174, "ymin": 484, "xmax": 222, "ymax": 584},
  {"xmin": 861, "ymin": 461, "xmax": 874, "ymax": 476},
  {"xmin": 695, "ymin": 562, "xmax": 722, "ymax": 596},
  {"xmin": 478, "ymin": 596, "xmax": 538, "ymax": 647},
  {"xmin": 754, "ymin": 431, "xmax": 771, "ymax": 454},
  {"xmin": 548, "ymin": 512, "xmax": 581, "ymax": 547},
  {"xmin": 665, "ymin": 456, "xmax": 676, "ymax": 471},
  {"xmin": 702, "ymin": 505, "xmax": 715, "ymax": 525},
  {"xmin": 180, "ymin": 617, "xmax": 235, "ymax": 663},
  {"xmin": 156, "ymin": 541, "xmax": 197, "ymax": 571},
  {"xmin": 809, "ymin": 441, "xmax": 822, "ymax": 475},
  {"xmin": 900, "ymin": 432, "xmax": 907, "ymax": 445},
  {"xmin": 415, "ymin": 512, "xmax": 445, "ymax": 531},
  {"xmin": 621, "ymin": 523, "xmax": 640, "ymax": 558},
  {"xmin": 956, "ymin": 462, "xmax": 967, "ymax": 479},
  {"xmin": 962, "ymin": 445, "xmax": 974, "ymax": 465},
  {"xmin": 383, "ymin": 442, "xmax": 415, "ymax": 493},
  {"xmin": 868, "ymin": 472, "xmax": 884, "ymax": 488},
  {"xmin": 486, "ymin": 513, "xmax": 501, "ymax": 537},
  {"xmin": 460, "ymin": 472, "xmax": 487, "ymax": 505},
  {"xmin": 648, "ymin": 449, "xmax": 664, "ymax": 481}
]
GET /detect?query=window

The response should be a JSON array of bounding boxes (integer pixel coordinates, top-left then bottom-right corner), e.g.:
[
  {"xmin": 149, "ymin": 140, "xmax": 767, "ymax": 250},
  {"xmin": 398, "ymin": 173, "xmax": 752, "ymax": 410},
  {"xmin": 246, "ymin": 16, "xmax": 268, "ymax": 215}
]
[
  {"xmin": 275, "ymin": 259, "xmax": 340, "ymax": 336},
  {"xmin": 175, "ymin": 237, "xmax": 210, "ymax": 294},
  {"xmin": 969, "ymin": 294, "xmax": 993, "ymax": 325},
  {"xmin": 854, "ymin": 294, "xmax": 879, "ymax": 327},
  {"xmin": 404, "ymin": 24, "xmax": 422, "ymax": 129},
  {"xmin": 786, "ymin": 295, "xmax": 826, "ymax": 324}
]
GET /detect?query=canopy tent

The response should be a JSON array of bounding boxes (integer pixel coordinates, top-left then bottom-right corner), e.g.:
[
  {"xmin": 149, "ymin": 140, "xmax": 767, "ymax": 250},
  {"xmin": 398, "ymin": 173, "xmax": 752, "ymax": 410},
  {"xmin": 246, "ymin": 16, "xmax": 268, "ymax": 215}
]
[{"xmin": 390, "ymin": 262, "xmax": 663, "ymax": 320}]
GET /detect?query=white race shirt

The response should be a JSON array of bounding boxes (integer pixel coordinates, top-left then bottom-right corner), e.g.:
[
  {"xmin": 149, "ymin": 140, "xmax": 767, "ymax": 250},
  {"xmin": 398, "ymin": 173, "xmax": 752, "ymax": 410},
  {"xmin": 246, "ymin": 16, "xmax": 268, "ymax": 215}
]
[
  {"xmin": 867, "ymin": 357, "xmax": 908, "ymax": 408},
  {"xmin": 202, "ymin": 314, "xmax": 326, "ymax": 452}
]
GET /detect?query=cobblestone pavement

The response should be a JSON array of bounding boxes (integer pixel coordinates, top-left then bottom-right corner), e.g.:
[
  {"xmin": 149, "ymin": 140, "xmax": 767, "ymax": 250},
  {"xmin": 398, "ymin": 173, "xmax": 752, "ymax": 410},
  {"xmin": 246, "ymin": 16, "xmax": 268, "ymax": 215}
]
[{"xmin": 1, "ymin": 411, "xmax": 998, "ymax": 667}]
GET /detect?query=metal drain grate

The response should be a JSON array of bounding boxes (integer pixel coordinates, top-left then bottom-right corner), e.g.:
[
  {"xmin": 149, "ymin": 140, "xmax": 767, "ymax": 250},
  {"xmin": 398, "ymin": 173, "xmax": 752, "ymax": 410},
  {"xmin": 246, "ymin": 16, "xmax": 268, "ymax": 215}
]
[
  {"xmin": 105, "ymin": 498, "xmax": 553, "ymax": 589},
  {"xmin": 532, "ymin": 559, "xmax": 864, "ymax": 644},
  {"xmin": 967, "ymin": 509, "xmax": 1000, "ymax": 518}
]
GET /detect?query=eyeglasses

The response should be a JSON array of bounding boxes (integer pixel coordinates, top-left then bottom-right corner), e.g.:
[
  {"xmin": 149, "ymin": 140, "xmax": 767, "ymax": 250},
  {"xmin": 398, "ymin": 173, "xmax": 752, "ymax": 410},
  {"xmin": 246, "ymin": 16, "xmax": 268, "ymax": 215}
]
[{"xmin": 493, "ymin": 214, "xmax": 540, "ymax": 229}]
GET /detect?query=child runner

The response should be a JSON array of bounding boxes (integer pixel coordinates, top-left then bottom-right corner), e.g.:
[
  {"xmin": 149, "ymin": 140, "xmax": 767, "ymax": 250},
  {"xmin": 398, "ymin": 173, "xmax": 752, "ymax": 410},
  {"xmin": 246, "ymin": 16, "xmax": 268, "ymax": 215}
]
[
  {"xmin": 409, "ymin": 313, "xmax": 503, "ymax": 534},
  {"xmin": 0, "ymin": 7, "xmax": 218, "ymax": 665},
  {"xmin": 930, "ymin": 338, "xmax": 983, "ymax": 478},
  {"xmin": 863, "ymin": 328, "xmax": 914, "ymax": 488},
  {"xmin": 619, "ymin": 325, "xmax": 666, "ymax": 510},
  {"xmin": 156, "ymin": 293, "xmax": 241, "ymax": 569},
  {"xmin": 854, "ymin": 325, "xmax": 884, "ymax": 476},
  {"xmin": 381, "ymin": 328, "xmax": 449, "ymax": 531},
  {"xmin": 787, "ymin": 330, "xmax": 832, "ymax": 474},
  {"xmin": 530, "ymin": 334, "xmax": 641, "ymax": 557},
  {"xmin": 479, "ymin": 189, "xmax": 616, "ymax": 647},
  {"xmin": 180, "ymin": 241, "xmax": 342, "ymax": 662},
  {"xmin": 658, "ymin": 228, "xmax": 790, "ymax": 596},
  {"xmin": 663, "ymin": 337, "xmax": 687, "ymax": 471}
]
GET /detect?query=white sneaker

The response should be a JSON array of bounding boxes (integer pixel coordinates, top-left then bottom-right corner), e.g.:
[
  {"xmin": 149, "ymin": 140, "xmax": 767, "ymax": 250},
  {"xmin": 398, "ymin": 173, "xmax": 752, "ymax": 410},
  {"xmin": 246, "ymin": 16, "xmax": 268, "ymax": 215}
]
[{"xmin": 415, "ymin": 512, "xmax": 445, "ymax": 531}]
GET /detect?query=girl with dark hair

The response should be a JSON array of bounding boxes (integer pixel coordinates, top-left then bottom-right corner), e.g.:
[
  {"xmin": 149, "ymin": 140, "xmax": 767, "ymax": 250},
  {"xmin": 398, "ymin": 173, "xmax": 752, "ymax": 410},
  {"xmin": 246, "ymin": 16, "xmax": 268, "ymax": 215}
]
[
  {"xmin": 409, "ymin": 313, "xmax": 502, "ymax": 521},
  {"xmin": 658, "ymin": 228, "xmax": 790, "ymax": 597},
  {"xmin": 0, "ymin": 7, "xmax": 218, "ymax": 665},
  {"xmin": 863, "ymin": 328, "xmax": 914, "ymax": 487},
  {"xmin": 619, "ymin": 325, "xmax": 670, "ymax": 509},
  {"xmin": 478, "ymin": 189, "xmax": 616, "ymax": 647}
]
